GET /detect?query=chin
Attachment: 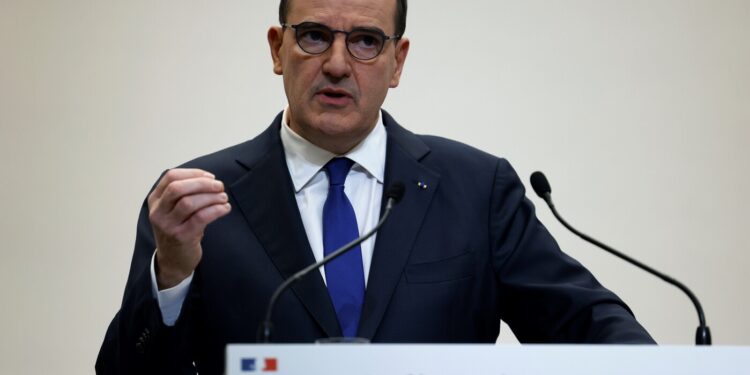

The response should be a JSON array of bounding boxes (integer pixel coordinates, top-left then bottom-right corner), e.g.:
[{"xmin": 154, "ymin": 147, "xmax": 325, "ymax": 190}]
[
  {"xmin": 316, "ymin": 123, "xmax": 362, "ymax": 141},
  {"xmin": 314, "ymin": 113, "xmax": 364, "ymax": 134}
]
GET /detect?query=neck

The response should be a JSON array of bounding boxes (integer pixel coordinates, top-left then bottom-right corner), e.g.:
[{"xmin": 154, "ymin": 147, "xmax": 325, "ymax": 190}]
[{"xmin": 285, "ymin": 112, "xmax": 379, "ymax": 155}]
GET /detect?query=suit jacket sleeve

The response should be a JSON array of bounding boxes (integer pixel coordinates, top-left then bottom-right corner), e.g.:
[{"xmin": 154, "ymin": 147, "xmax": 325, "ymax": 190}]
[
  {"xmin": 96, "ymin": 198, "xmax": 200, "ymax": 374},
  {"xmin": 489, "ymin": 158, "xmax": 655, "ymax": 343}
]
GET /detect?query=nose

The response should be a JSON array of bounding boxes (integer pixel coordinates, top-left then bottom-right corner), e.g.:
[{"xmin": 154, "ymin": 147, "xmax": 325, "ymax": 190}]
[{"xmin": 321, "ymin": 34, "xmax": 352, "ymax": 80}]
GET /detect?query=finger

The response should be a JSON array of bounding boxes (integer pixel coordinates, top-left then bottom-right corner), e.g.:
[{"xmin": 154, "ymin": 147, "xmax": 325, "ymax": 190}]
[
  {"xmin": 150, "ymin": 187, "xmax": 226, "ymax": 234},
  {"xmin": 171, "ymin": 192, "xmax": 230, "ymax": 222},
  {"xmin": 176, "ymin": 202, "xmax": 232, "ymax": 240},
  {"xmin": 158, "ymin": 178, "xmax": 225, "ymax": 213},
  {"xmin": 151, "ymin": 168, "xmax": 216, "ymax": 201}
]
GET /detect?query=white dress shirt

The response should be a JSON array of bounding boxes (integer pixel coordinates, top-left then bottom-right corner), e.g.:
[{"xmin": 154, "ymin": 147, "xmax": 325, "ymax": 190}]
[{"xmin": 150, "ymin": 109, "xmax": 387, "ymax": 326}]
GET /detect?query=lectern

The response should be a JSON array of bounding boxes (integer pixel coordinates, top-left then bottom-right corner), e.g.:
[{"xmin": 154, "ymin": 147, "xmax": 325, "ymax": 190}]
[{"xmin": 226, "ymin": 344, "xmax": 749, "ymax": 374}]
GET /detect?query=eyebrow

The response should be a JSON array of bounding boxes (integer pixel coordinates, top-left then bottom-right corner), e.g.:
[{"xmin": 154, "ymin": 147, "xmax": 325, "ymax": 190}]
[{"xmin": 298, "ymin": 21, "xmax": 387, "ymax": 35}]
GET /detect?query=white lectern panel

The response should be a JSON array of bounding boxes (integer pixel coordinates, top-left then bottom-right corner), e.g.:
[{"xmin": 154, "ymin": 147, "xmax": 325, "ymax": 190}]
[{"xmin": 226, "ymin": 344, "xmax": 749, "ymax": 374}]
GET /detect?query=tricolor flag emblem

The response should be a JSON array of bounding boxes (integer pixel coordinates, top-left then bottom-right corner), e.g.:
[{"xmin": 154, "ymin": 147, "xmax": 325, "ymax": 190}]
[{"xmin": 241, "ymin": 357, "xmax": 278, "ymax": 372}]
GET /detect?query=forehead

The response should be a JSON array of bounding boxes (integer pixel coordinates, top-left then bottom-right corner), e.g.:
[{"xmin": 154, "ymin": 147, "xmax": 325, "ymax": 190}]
[{"xmin": 287, "ymin": 0, "xmax": 396, "ymax": 32}]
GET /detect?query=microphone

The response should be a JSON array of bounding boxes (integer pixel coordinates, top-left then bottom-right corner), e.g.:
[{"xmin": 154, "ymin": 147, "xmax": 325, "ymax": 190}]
[
  {"xmin": 257, "ymin": 182, "xmax": 406, "ymax": 343},
  {"xmin": 529, "ymin": 171, "xmax": 711, "ymax": 345}
]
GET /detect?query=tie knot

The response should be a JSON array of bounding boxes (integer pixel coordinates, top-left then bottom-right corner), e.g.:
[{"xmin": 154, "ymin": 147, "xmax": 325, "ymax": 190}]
[{"xmin": 324, "ymin": 157, "xmax": 354, "ymax": 186}]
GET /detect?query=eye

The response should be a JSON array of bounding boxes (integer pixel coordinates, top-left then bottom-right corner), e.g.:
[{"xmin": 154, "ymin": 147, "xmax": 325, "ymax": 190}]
[
  {"xmin": 296, "ymin": 24, "xmax": 332, "ymax": 46},
  {"xmin": 349, "ymin": 31, "xmax": 382, "ymax": 50},
  {"xmin": 301, "ymin": 29, "xmax": 325, "ymax": 42},
  {"xmin": 360, "ymin": 35, "xmax": 377, "ymax": 46}
]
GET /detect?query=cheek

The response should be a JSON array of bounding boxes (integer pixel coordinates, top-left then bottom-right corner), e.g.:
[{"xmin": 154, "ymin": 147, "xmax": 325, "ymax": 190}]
[
  {"xmin": 286, "ymin": 62, "xmax": 321, "ymax": 96},
  {"xmin": 357, "ymin": 69, "xmax": 391, "ymax": 104},
  {"xmin": 356, "ymin": 66, "xmax": 383, "ymax": 90}
]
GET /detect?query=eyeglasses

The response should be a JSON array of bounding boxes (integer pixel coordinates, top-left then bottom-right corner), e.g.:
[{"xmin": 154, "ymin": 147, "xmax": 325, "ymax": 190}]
[{"xmin": 282, "ymin": 22, "xmax": 401, "ymax": 61}]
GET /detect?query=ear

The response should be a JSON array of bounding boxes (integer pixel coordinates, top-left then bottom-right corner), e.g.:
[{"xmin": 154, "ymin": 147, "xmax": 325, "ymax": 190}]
[
  {"xmin": 389, "ymin": 37, "xmax": 410, "ymax": 88},
  {"xmin": 268, "ymin": 26, "xmax": 284, "ymax": 75}
]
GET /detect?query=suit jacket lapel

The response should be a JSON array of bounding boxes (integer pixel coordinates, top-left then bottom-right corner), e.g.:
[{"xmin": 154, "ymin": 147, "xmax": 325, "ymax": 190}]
[
  {"xmin": 229, "ymin": 116, "xmax": 342, "ymax": 338},
  {"xmin": 358, "ymin": 112, "xmax": 441, "ymax": 339}
]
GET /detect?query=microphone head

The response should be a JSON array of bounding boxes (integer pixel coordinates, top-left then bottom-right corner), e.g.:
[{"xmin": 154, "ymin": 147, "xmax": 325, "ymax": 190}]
[
  {"xmin": 530, "ymin": 171, "xmax": 552, "ymax": 199},
  {"xmin": 385, "ymin": 182, "xmax": 406, "ymax": 203}
]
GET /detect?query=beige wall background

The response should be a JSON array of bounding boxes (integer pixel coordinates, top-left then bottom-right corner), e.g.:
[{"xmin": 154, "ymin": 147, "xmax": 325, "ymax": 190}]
[{"xmin": 1, "ymin": 0, "xmax": 748, "ymax": 373}]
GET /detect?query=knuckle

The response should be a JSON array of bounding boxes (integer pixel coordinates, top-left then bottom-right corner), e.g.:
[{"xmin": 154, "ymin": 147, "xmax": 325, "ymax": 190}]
[
  {"xmin": 164, "ymin": 225, "xmax": 182, "ymax": 239},
  {"xmin": 195, "ymin": 206, "xmax": 220, "ymax": 224},
  {"xmin": 148, "ymin": 206, "xmax": 164, "ymax": 223},
  {"xmin": 175, "ymin": 197, "xmax": 194, "ymax": 213},
  {"xmin": 193, "ymin": 208, "xmax": 210, "ymax": 223},
  {"xmin": 164, "ymin": 169, "xmax": 180, "ymax": 180},
  {"xmin": 163, "ymin": 182, "xmax": 183, "ymax": 199},
  {"xmin": 148, "ymin": 194, "xmax": 161, "ymax": 211}
]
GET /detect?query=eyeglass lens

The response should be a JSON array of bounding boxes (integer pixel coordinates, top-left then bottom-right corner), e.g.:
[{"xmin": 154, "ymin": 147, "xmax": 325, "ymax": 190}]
[{"xmin": 294, "ymin": 23, "xmax": 386, "ymax": 60}]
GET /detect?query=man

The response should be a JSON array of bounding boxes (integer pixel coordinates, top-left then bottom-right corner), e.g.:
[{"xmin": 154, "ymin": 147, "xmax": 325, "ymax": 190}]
[{"xmin": 97, "ymin": 0, "xmax": 654, "ymax": 373}]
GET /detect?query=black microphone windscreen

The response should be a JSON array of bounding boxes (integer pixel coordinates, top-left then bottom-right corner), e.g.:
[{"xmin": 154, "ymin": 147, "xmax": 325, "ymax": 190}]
[
  {"xmin": 385, "ymin": 182, "xmax": 405, "ymax": 203},
  {"xmin": 530, "ymin": 171, "xmax": 552, "ymax": 198}
]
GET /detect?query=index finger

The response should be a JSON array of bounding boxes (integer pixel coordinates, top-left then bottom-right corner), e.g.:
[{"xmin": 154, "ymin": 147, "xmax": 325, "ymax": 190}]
[{"xmin": 152, "ymin": 168, "xmax": 215, "ymax": 199}]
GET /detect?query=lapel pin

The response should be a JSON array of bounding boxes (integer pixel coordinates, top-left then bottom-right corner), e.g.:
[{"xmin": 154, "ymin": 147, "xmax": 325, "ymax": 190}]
[{"xmin": 417, "ymin": 181, "xmax": 428, "ymax": 190}]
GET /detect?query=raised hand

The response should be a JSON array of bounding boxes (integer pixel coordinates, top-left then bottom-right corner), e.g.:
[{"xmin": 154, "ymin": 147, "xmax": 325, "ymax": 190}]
[{"xmin": 147, "ymin": 169, "xmax": 231, "ymax": 289}]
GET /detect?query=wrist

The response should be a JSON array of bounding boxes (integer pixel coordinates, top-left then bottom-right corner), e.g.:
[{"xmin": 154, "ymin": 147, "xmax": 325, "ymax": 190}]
[{"xmin": 155, "ymin": 250, "xmax": 193, "ymax": 290}]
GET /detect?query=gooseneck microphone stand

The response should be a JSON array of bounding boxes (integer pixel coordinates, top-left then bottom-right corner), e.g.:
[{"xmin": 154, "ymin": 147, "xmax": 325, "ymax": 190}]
[{"xmin": 530, "ymin": 171, "xmax": 711, "ymax": 345}]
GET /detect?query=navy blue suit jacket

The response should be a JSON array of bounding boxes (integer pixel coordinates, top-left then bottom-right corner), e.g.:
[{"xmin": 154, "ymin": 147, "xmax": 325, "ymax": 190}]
[{"xmin": 97, "ymin": 111, "xmax": 654, "ymax": 374}]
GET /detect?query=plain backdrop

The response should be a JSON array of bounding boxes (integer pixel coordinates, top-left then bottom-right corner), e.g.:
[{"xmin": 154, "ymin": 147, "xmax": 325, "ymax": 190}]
[{"xmin": 1, "ymin": 0, "xmax": 748, "ymax": 373}]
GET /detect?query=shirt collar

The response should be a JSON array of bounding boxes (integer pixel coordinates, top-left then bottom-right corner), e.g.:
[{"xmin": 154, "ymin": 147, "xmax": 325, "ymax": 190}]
[{"xmin": 280, "ymin": 107, "xmax": 387, "ymax": 193}]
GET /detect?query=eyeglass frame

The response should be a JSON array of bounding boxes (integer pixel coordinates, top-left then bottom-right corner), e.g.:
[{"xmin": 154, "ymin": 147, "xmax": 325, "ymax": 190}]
[{"xmin": 281, "ymin": 22, "xmax": 402, "ymax": 61}]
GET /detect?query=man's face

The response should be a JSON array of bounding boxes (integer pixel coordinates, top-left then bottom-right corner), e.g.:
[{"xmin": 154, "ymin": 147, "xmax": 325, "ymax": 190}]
[{"xmin": 268, "ymin": 0, "xmax": 409, "ymax": 154}]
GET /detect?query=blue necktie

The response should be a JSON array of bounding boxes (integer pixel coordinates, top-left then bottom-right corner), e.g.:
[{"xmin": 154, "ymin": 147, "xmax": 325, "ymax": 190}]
[{"xmin": 322, "ymin": 157, "xmax": 365, "ymax": 337}]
